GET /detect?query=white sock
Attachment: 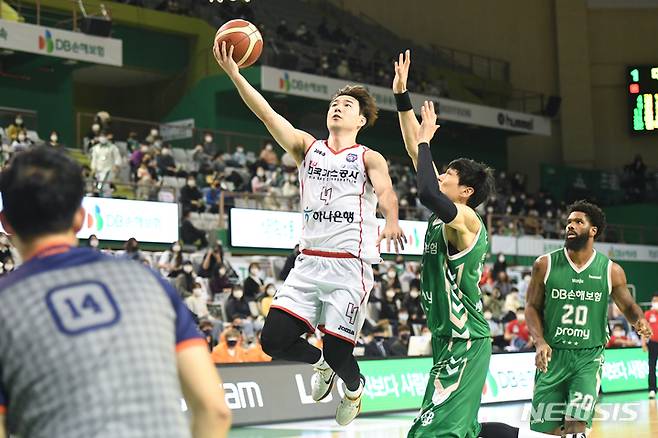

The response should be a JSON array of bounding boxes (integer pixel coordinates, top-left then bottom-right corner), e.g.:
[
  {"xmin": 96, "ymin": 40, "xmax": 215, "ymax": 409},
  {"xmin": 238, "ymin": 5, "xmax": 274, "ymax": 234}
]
[
  {"xmin": 312, "ymin": 353, "xmax": 328, "ymax": 369},
  {"xmin": 344, "ymin": 379, "xmax": 364, "ymax": 399}
]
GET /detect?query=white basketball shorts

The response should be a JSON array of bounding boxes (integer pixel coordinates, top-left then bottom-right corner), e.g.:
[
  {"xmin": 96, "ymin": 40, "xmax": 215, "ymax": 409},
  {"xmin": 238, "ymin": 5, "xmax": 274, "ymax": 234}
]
[{"xmin": 270, "ymin": 249, "xmax": 374, "ymax": 345}]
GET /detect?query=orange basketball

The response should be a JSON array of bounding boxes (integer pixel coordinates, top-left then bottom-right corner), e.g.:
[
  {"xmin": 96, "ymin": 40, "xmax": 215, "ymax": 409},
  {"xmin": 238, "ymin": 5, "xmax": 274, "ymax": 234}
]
[{"xmin": 215, "ymin": 19, "xmax": 263, "ymax": 69}]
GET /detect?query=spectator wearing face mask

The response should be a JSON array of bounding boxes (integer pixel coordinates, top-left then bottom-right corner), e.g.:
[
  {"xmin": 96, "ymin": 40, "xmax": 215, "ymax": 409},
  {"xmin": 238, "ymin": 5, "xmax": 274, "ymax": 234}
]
[
  {"xmin": 185, "ymin": 282, "xmax": 209, "ymax": 320},
  {"xmin": 85, "ymin": 122, "xmax": 102, "ymax": 150},
  {"xmin": 258, "ymin": 142, "xmax": 279, "ymax": 170},
  {"xmin": 258, "ymin": 283, "xmax": 277, "ymax": 317},
  {"xmin": 643, "ymin": 294, "xmax": 658, "ymax": 399},
  {"xmin": 606, "ymin": 323, "xmax": 638, "ymax": 349},
  {"xmin": 211, "ymin": 328, "xmax": 246, "ymax": 364},
  {"xmin": 180, "ymin": 175, "xmax": 205, "ymax": 213},
  {"xmin": 87, "ymin": 234, "xmax": 100, "ymax": 251},
  {"xmin": 158, "ymin": 241, "xmax": 183, "ymax": 277},
  {"xmin": 156, "ymin": 145, "xmax": 179, "ymax": 177},
  {"xmin": 230, "ymin": 145, "xmax": 247, "ymax": 167},
  {"xmin": 90, "ymin": 131, "xmax": 121, "ymax": 194},
  {"xmin": 403, "ymin": 286, "xmax": 424, "ymax": 325},
  {"xmin": 175, "ymin": 260, "xmax": 196, "ymax": 299},
  {"xmin": 250, "ymin": 166, "xmax": 271, "ymax": 195},
  {"xmin": 243, "ymin": 262, "xmax": 264, "ymax": 301},
  {"xmin": 379, "ymin": 287, "xmax": 401, "ymax": 323},
  {"xmin": 202, "ymin": 132, "xmax": 218, "ymax": 157},
  {"xmin": 504, "ymin": 307, "xmax": 532, "ymax": 351},
  {"xmin": 179, "ymin": 209, "xmax": 208, "ymax": 248},
  {"xmin": 364, "ymin": 322, "xmax": 393, "ymax": 358},
  {"xmin": 225, "ymin": 287, "xmax": 251, "ymax": 321},
  {"xmin": 244, "ymin": 331, "xmax": 272, "ymax": 363},
  {"xmin": 5, "ymin": 114, "xmax": 27, "ymax": 142},
  {"xmin": 11, "ymin": 131, "xmax": 32, "ymax": 152},
  {"xmin": 388, "ymin": 324, "xmax": 412, "ymax": 356},
  {"xmin": 145, "ymin": 128, "xmax": 159, "ymax": 145},
  {"xmin": 209, "ymin": 264, "xmax": 232, "ymax": 299},
  {"xmin": 281, "ymin": 172, "xmax": 299, "ymax": 199},
  {"xmin": 47, "ymin": 130, "xmax": 66, "ymax": 152}
]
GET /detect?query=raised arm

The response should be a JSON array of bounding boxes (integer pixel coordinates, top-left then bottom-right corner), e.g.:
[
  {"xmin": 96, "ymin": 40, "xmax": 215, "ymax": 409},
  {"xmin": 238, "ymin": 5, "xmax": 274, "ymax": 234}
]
[
  {"xmin": 214, "ymin": 41, "xmax": 314, "ymax": 166},
  {"xmin": 364, "ymin": 150, "xmax": 406, "ymax": 253},
  {"xmin": 393, "ymin": 50, "xmax": 439, "ymax": 177},
  {"xmin": 525, "ymin": 255, "xmax": 551, "ymax": 372},
  {"xmin": 610, "ymin": 262, "xmax": 653, "ymax": 340},
  {"xmin": 415, "ymin": 101, "xmax": 480, "ymax": 247}
]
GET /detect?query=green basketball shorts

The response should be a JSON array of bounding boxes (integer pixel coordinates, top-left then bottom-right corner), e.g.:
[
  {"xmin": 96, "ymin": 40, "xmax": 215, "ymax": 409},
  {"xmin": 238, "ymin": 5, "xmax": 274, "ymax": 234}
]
[
  {"xmin": 530, "ymin": 346, "xmax": 605, "ymax": 433},
  {"xmin": 407, "ymin": 337, "xmax": 492, "ymax": 438}
]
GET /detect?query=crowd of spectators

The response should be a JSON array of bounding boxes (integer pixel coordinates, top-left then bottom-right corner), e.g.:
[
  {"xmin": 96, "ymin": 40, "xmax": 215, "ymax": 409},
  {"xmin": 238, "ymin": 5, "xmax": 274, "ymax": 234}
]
[
  {"xmin": 116, "ymin": 0, "xmax": 447, "ymax": 97},
  {"xmin": 0, "ymin": 230, "xmax": 645, "ymax": 364},
  {"xmin": 3, "ymin": 110, "xmax": 656, "ymax": 250}
]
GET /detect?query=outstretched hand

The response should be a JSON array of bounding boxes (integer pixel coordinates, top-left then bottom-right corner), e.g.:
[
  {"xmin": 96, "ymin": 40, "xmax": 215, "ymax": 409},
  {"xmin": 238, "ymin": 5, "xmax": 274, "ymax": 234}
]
[
  {"xmin": 377, "ymin": 223, "xmax": 407, "ymax": 254},
  {"xmin": 418, "ymin": 101, "xmax": 440, "ymax": 144},
  {"xmin": 213, "ymin": 40, "xmax": 240, "ymax": 79},
  {"xmin": 393, "ymin": 49, "xmax": 411, "ymax": 93}
]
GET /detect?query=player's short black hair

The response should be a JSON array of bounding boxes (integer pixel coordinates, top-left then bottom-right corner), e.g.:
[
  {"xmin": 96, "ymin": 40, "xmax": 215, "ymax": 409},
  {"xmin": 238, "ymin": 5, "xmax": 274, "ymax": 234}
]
[
  {"xmin": 567, "ymin": 200, "xmax": 606, "ymax": 239},
  {"xmin": 447, "ymin": 158, "xmax": 496, "ymax": 208},
  {"xmin": 0, "ymin": 147, "xmax": 84, "ymax": 241}
]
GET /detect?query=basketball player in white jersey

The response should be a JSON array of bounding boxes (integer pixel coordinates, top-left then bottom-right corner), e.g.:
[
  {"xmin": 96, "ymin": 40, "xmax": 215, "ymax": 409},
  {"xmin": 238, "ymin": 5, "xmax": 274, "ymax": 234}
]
[{"xmin": 214, "ymin": 41, "xmax": 405, "ymax": 425}]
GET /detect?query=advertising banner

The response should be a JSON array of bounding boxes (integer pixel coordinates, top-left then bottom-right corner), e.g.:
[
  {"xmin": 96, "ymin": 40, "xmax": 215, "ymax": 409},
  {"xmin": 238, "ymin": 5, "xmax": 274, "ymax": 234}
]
[
  {"xmin": 160, "ymin": 118, "xmax": 195, "ymax": 141},
  {"xmin": 217, "ymin": 349, "xmax": 644, "ymax": 426},
  {"xmin": 491, "ymin": 235, "xmax": 658, "ymax": 263},
  {"xmin": 601, "ymin": 347, "xmax": 652, "ymax": 393},
  {"xmin": 261, "ymin": 66, "xmax": 551, "ymax": 136},
  {"xmin": 229, "ymin": 208, "xmax": 427, "ymax": 255},
  {"xmin": 0, "ymin": 196, "xmax": 178, "ymax": 243},
  {"xmin": 217, "ymin": 353, "xmax": 538, "ymax": 426},
  {"xmin": 0, "ymin": 19, "xmax": 123, "ymax": 66}
]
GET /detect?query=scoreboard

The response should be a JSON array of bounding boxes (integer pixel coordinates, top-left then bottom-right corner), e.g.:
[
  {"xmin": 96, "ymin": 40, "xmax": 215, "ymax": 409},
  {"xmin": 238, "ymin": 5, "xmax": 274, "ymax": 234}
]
[{"xmin": 628, "ymin": 66, "xmax": 658, "ymax": 134}]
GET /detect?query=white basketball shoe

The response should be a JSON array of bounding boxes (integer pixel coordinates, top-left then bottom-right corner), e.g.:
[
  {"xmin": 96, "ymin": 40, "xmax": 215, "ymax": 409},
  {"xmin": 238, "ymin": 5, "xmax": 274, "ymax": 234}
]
[
  {"xmin": 311, "ymin": 361, "xmax": 336, "ymax": 402},
  {"xmin": 335, "ymin": 375, "xmax": 365, "ymax": 426}
]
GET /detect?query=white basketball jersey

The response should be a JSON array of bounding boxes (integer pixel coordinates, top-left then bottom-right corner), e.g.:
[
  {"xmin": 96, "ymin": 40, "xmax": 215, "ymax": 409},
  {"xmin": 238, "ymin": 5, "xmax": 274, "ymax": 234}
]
[{"xmin": 299, "ymin": 140, "xmax": 381, "ymax": 263}]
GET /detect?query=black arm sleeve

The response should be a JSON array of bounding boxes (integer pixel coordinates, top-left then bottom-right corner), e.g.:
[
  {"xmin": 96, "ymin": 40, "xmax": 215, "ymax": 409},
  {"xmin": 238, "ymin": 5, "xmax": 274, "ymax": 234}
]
[{"xmin": 416, "ymin": 142, "xmax": 458, "ymax": 223}]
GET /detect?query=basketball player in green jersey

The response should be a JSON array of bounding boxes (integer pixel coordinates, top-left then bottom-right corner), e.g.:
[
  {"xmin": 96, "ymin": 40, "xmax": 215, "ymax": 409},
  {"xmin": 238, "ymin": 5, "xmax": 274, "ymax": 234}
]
[
  {"xmin": 394, "ymin": 51, "xmax": 492, "ymax": 435},
  {"xmin": 526, "ymin": 200, "xmax": 653, "ymax": 438},
  {"xmin": 395, "ymin": 50, "xmax": 570, "ymax": 438}
]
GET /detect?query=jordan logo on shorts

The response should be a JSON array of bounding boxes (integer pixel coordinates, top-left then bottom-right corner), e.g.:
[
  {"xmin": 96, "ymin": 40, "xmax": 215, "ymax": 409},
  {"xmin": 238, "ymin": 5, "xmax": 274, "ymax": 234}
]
[{"xmin": 345, "ymin": 302, "xmax": 358, "ymax": 324}]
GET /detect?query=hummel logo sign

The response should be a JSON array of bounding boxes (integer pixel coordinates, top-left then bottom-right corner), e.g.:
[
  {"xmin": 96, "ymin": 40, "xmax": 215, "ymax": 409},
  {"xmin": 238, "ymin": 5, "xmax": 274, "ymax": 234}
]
[{"xmin": 589, "ymin": 275, "xmax": 601, "ymax": 280}]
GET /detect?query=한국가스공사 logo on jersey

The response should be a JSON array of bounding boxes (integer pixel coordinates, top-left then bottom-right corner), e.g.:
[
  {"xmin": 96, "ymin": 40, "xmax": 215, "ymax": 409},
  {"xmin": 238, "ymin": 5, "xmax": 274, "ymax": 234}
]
[{"xmin": 346, "ymin": 153, "xmax": 357, "ymax": 162}]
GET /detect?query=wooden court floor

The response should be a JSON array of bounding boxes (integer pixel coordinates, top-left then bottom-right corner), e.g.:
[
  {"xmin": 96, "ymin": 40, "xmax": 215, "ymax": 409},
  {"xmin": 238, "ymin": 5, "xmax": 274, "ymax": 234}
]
[{"xmin": 230, "ymin": 391, "xmax": 657, "ymax": 437}]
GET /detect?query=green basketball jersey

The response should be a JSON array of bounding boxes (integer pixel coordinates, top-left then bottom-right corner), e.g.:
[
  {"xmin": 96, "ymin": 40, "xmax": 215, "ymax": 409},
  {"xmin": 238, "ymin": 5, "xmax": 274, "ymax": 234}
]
[
  {"xmin": 543, "ymin": 248, "xmax": 612, "ymax": 349},
  {"xmin": 420, "ymin": 214, "xmax": 490, "ymax": 340}
]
